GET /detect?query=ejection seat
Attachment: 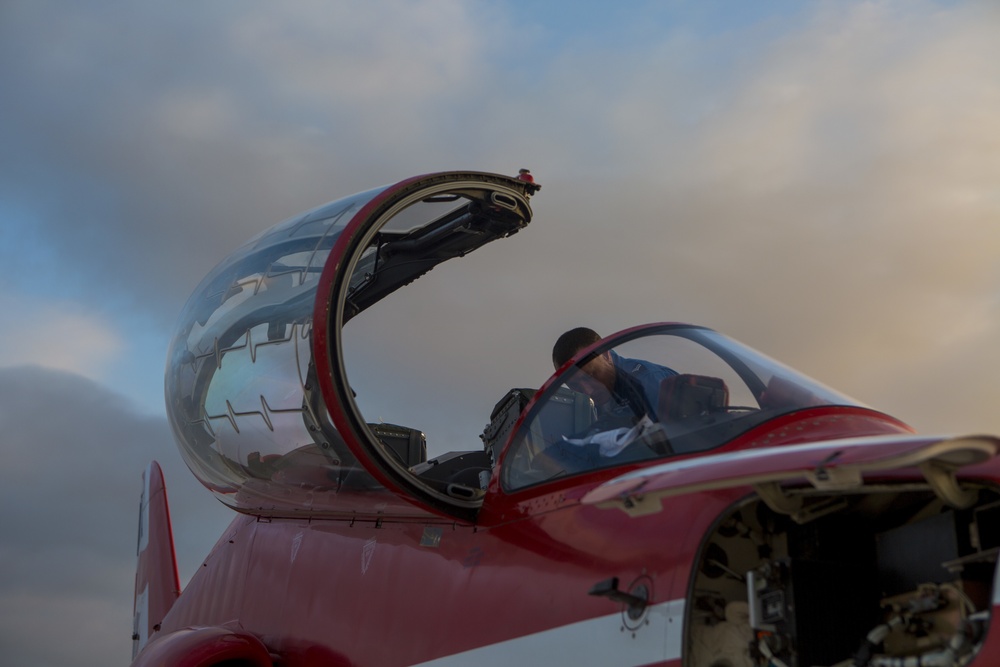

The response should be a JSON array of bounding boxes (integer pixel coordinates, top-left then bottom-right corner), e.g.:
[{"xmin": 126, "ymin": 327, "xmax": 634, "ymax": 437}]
[{"xmin": 657, "ymin": 374, "xmax": 730, "ymax": 422}]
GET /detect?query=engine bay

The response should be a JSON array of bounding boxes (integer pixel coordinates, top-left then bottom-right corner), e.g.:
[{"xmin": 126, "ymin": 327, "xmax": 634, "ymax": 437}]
[{"xmin": 688, "ymin": 485, "xmax": 1000, "ymax": 667}]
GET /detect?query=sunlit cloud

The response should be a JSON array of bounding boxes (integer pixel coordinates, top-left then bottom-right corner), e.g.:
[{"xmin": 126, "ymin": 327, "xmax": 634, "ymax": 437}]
[
  {"xmin": 229, "ymin": 1, "xmax": 496, "ymax": 103},
  {"xmin": 0, "ymin": 296, "xmax": 124, "ymax": 381}
]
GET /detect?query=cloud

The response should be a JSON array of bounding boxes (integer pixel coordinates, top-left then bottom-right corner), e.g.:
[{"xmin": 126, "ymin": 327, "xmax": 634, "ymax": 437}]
[
  {"xmin": 227, "ymin": 1, "xmax": 502, "ymax": 107},
  {"xmin": 2, "ymin": 0, "xmax": 996, "ymax": 320},
  {"xmin": 0, "ymin": 366, "xmax": 232, "ymax": 666},
  {"xmin": 0, "ymin": 296, "xmax": 124, "ymax": 382},
  {"xmin": 0, "ymin": 0, "xmax": 526, "ymax": 320}
]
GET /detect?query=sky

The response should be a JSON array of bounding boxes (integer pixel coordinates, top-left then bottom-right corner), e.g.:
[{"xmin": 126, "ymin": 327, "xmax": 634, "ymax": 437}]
[{"xmin": 2, "ymin": 0, "xmax": 1000, "ymax": 664}]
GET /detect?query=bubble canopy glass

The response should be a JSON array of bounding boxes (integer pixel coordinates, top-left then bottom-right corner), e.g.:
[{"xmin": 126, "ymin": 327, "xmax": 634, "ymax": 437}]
[{"xmin": 165, "ymin": 172, "xmax": 538, "ymax": 519}]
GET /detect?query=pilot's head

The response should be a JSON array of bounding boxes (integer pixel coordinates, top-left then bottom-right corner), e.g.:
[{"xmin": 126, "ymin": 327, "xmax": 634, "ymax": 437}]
[{"xmin": 552, "ymin": 327, "xmax": 616, "ymax": 396}]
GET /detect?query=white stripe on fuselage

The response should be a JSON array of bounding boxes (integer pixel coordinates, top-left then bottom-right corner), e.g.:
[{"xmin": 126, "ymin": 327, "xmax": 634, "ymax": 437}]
[{"xmin": 412, "ymin": 599, "xmax": 684, "ymax": 666}]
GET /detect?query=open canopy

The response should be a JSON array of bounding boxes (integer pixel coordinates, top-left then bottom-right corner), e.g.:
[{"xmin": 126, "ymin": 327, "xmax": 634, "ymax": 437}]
[{"xmin": 165, "ymin": 171, "xmax": 537, "ymax": 520}]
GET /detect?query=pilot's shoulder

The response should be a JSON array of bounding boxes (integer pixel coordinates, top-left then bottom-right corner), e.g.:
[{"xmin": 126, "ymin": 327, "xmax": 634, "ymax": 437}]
[
  {"xmin": 629, "ymin": 358, "xmax": 677, "ymax": 379},
  {"xmin": 613, "ymin": 354, "xmax": 645, "ymax": 374}
]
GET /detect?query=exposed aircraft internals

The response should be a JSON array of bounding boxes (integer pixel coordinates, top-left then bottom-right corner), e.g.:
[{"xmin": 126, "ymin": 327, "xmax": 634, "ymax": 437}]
[{"xmin": 132, "ymin": 170, "xmax": 1000, "ymax": 667}]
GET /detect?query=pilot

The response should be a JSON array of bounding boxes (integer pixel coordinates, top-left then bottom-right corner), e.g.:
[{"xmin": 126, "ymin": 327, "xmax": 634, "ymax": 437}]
[
  {"xmin": 530, "ymin": 327, "xmax": 676, "ymax": 474},
  {"xmin": 551, "ymin": 327, "xmax": 677, "ymax": 424}
]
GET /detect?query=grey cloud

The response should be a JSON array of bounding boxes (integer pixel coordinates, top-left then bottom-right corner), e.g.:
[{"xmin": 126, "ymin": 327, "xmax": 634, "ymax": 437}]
[
  {"xmin": 3, "ymin": 0, "xmax": 998, "ymax": 329},
  {"xmin": 0, "ymin": 366, "xmax": 232, "ymax": 666},
  {"xmin": 0, "ymin": 1, "xmax": 524, "ymax": 322}
]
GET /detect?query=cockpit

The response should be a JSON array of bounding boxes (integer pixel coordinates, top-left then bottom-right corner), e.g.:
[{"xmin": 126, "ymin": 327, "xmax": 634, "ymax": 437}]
[
  {"xmin": 499, "ymin": 324, "xmax": 861, "ymax": 491},
  {"xmin": 164, "ymin": 170, "xmax": 902, "ymax": 523}
]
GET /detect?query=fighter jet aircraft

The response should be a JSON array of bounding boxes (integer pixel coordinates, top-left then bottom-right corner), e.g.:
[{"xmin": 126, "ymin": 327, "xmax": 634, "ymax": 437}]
[{"xmin": 131, "ymin": 170, "xmax": 1000, "ymax": 667}]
